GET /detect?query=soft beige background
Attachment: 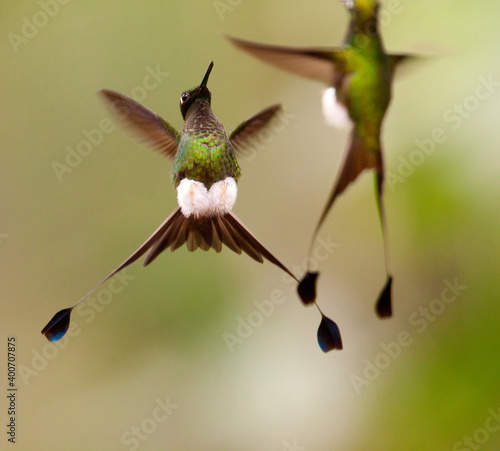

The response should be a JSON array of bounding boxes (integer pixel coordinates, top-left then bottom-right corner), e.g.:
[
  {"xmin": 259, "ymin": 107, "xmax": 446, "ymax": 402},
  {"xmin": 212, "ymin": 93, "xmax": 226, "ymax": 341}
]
[{"xmin": 1, "ymin": 1, "xmax": 500, "ymax": 449}]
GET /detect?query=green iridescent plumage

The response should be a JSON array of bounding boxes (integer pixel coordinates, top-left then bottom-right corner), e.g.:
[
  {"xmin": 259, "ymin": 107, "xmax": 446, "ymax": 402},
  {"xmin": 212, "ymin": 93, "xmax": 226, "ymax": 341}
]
[{"xmin": 173, "ymin": 105, "xmax": 241, "ymax": 188}]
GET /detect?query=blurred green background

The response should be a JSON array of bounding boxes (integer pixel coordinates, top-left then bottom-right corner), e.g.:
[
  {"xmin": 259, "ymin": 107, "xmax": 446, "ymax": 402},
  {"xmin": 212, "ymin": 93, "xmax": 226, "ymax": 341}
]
[{"xmin": 1, "ymin": 1, "xmax": 500, "ymax": 449}]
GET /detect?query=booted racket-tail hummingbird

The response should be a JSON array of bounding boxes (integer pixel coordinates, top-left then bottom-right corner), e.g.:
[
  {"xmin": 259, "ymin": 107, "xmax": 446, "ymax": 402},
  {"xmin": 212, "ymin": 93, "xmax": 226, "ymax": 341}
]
[
  {"xmin": 228, "ymin": 0, "xmax": 419, "ymax": 318},
  {"xmin": 41, "ymin": 62, "xmax": 342, "ymax": 353}
]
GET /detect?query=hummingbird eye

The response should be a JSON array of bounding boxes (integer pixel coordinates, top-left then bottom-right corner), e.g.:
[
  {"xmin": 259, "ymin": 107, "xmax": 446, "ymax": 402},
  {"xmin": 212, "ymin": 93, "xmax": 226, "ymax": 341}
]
[{"xmin": 180, "ymin": 92, "xmax": 190, "ymax": 104}]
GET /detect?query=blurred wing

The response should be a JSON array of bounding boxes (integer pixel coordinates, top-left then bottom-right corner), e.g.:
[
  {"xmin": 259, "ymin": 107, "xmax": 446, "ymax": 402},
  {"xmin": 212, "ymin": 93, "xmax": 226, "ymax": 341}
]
[
  {"xmin": 389, "ymin": 53, "xmax": 413, "ymax": 66},
  {"xmin": 226, "ymin": 35, "xmax": 342, "ymax": 85},
  {"xmin": 388, "ymin": 53, "xmax": 424, "ymax": 77},
  {"xmin": 229, "ymin": 104, "xmax": 282, "ymax": 156},
  {"xmin": 100, "ymin": 89, "xmax": 180, "ymax": 161}
]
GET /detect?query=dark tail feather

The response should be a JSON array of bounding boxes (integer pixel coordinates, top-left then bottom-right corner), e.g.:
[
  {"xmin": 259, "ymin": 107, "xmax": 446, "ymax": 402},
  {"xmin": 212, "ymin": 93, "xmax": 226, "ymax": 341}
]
[
  {"xmin": 301, "ymin": 129, "xmax": 378, "ymax": 284},
  {"xmin": 374, "ymin": 170, "xmax": 393, "ymax": 318},
  {"xmin": 314, "ymin": 129, "xmax": 378, "ymax": 237},
  {"xmin": 143, "ymin": 208, "xmax": 185, "ymax": 265},
  {"xmin": 376, "ymin": 276, "xmax": 393, "ymax": 318},
  {"xmin": 138, "ymin": 210, "xmax": 298, "ymax": 277},
  {"xmin": 214, "ymin": 217, "xmax": 241, "ymax": 254},
  {"xmin": 42, "ymin": 207, "xmax": 185, "ymax": 342},
  {"xmin": 142, "ymin": 212, "xmax": 295, "ymax": 274},
  {"xmin": 224, "ymin": 212, "xmax": 299, "ymax": 281},
  {"xmin": 223, "ymin": 216, "xmax": 263, "ymax": 263},
  {"xmin": 297, "ymin": 272, "xmax": 319, "ymax": 306},
  {"xmin": 294, "ymin": 131, "xmax": 382, "ymax": 347},
  {"xmin": 317, "ymin": 314, "xmax": 343, "ymax": 352}
]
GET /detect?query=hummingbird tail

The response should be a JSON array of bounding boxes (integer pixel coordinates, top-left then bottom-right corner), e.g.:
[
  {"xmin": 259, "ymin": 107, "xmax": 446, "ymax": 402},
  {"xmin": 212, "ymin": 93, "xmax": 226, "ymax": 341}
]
[
  {"xmin": 221, "ymin": 213, "xmax": 299, "ymax": 282},
  {"xmin": 42, "ymin": 207, "xmax": 301, "ymax": 342},
  {"xmin": 141, "ymin": 210, "xmax": 299, "ymax": 283},
  {"xmin": 374, "ymin": 170, "xmax": 393, "ymax": 318},
  {"xmin": 313, "ymin": 129, "xmax": 379, "ymax": 237},
  {"xmin": 41, "ymin": 207, "xmax": 186, "ymax": 342}
]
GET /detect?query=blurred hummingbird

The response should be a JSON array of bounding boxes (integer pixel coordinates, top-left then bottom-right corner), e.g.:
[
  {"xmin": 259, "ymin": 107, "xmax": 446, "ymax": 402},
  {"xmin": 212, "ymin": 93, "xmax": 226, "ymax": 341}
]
[
  {"xmin": 41, "ymin": 62, "xmax": 342, "ymax": 352},
  {"xmin": 227, "ymin": 0, "xmax": 418, "ymax": 318}
]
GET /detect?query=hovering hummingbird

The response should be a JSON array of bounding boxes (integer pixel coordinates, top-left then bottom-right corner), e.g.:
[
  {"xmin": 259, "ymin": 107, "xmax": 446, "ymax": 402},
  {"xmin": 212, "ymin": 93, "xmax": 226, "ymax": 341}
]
[
  {"xmin": 41, "ymin": 62, "xmax": 342, "ymax": 352},
  {"xmin": 227, "ymin": 0, "xmax": 417, "ymax": 318}
]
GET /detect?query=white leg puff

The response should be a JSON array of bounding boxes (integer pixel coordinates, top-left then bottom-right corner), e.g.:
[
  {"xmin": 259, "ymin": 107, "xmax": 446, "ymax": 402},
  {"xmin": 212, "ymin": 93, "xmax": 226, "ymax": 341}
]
[
  {"xmin": 321, "ymin": 87, "xmax": 352, "ymax": 129},
  {"xmin": 177, "ymin": 179, "xmax": 210, "ymax": 218},
  {"xmin": 208, "ymin": 177, "xmax": 238, "ymax": 216},
  {"xmin": 177, "ymin": 177, "xmax": 238, "ymax": 218}
]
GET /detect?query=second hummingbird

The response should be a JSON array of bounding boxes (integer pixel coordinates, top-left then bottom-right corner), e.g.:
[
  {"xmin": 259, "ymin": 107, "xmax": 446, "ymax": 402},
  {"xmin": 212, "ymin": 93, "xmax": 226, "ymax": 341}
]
[
  {"xmin": 228, "ymin": 0, "xmax": 420, "ymax": 318},
  {"xmin": 41, "ymin": 62, "xmax": 342, "ymax": 353}
]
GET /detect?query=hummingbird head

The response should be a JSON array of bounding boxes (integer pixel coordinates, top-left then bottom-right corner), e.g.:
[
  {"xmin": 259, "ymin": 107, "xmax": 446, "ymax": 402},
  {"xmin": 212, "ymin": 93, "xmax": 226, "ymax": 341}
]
[
  {"xmin": 180, "ymin": 61, "xmax": 214, "ymax": 119},
  {"xmin": 341, "ymin": 0, "xmax": 379, "ymax": 23}
]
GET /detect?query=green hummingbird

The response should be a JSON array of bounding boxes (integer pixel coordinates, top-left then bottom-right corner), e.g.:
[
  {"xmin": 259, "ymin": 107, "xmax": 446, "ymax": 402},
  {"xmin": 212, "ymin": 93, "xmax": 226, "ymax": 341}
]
[
  {"xmin": 41, "ymin": 62, "xmax": 342, "ymax": 352},
  {"xmin": 227, "ymin": 0, "xmax": 417, "ymax": 318}
]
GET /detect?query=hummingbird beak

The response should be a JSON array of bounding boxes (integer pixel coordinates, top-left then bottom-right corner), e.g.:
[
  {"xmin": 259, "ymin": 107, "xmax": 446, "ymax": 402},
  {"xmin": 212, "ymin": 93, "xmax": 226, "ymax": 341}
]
[{"xmin": 200, "ymin": 61, "xmax": 214, "ymax": 89}]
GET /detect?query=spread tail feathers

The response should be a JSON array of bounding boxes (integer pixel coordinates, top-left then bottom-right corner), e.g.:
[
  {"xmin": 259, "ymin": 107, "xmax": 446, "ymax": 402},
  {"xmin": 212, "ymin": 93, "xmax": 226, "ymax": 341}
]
[
  {"xmin": 41, "ymin": 208, "xmax": 299, "ymax": 342},
  {"xmin": 144, "ymin": 209, "xmax": 299, "ymax": 279}
]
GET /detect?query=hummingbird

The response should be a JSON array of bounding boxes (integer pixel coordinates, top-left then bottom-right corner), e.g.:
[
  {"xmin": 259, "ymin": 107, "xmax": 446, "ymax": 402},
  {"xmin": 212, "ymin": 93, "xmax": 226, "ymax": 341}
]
[
  {"xmin": 41, "ymin": 62, "xmax": 342, "ymax": 352},
  {"xmin": 227, "ymin": 0, "xmax": 418, "ymax": 319}
]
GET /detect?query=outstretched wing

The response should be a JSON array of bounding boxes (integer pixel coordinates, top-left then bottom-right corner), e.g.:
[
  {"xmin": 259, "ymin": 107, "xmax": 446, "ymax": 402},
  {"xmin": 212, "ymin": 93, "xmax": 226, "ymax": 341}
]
[
  {"xmin": 388, "ymin": 53, "xmax": 425, "ymax": 78},
  {"xmin": 100, "ymin": 89, "xmax": 180, "ymax": 161},
  {"xmin": 226, "ymin": 35, "xmax": 343, "ymax": 85},
  {"xmin": 229, "ymin": 104, "xmax": 282, "ymax": 156}
]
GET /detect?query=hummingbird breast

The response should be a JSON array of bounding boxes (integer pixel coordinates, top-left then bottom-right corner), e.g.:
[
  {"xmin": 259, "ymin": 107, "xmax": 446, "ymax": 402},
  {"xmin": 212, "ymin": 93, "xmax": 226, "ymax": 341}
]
[
  {"xmin": 344, "ymin": 36, "xmax": 393, "ymax": 127},
  {"xmin": 343, "ymin": 51, "xmax": 392, "ymax": 150},
  {"xmin": 173, "ymin": 108, "xmax": 241, "ymax": 189}
]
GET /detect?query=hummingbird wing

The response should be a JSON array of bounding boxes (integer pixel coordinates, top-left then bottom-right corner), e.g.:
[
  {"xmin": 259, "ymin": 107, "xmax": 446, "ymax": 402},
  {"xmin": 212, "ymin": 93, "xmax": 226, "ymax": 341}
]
[
  {"xmin": 388, "ymin": 53, "xmax": 426, "ymax": 78},
  {"xmin": 226, "ymin": 36, "xmax": 344, "ymax": 85},
  {"xmin": 389, "ymin": 53, "xmax": 413, "ymax": 67},
  {"xmin": 100, "ymin": 90, "xmax": 180, "ymax": 161},
  {"xmin": 229, "ymin": 104, "xmax": 282, "ymax": 156}
]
